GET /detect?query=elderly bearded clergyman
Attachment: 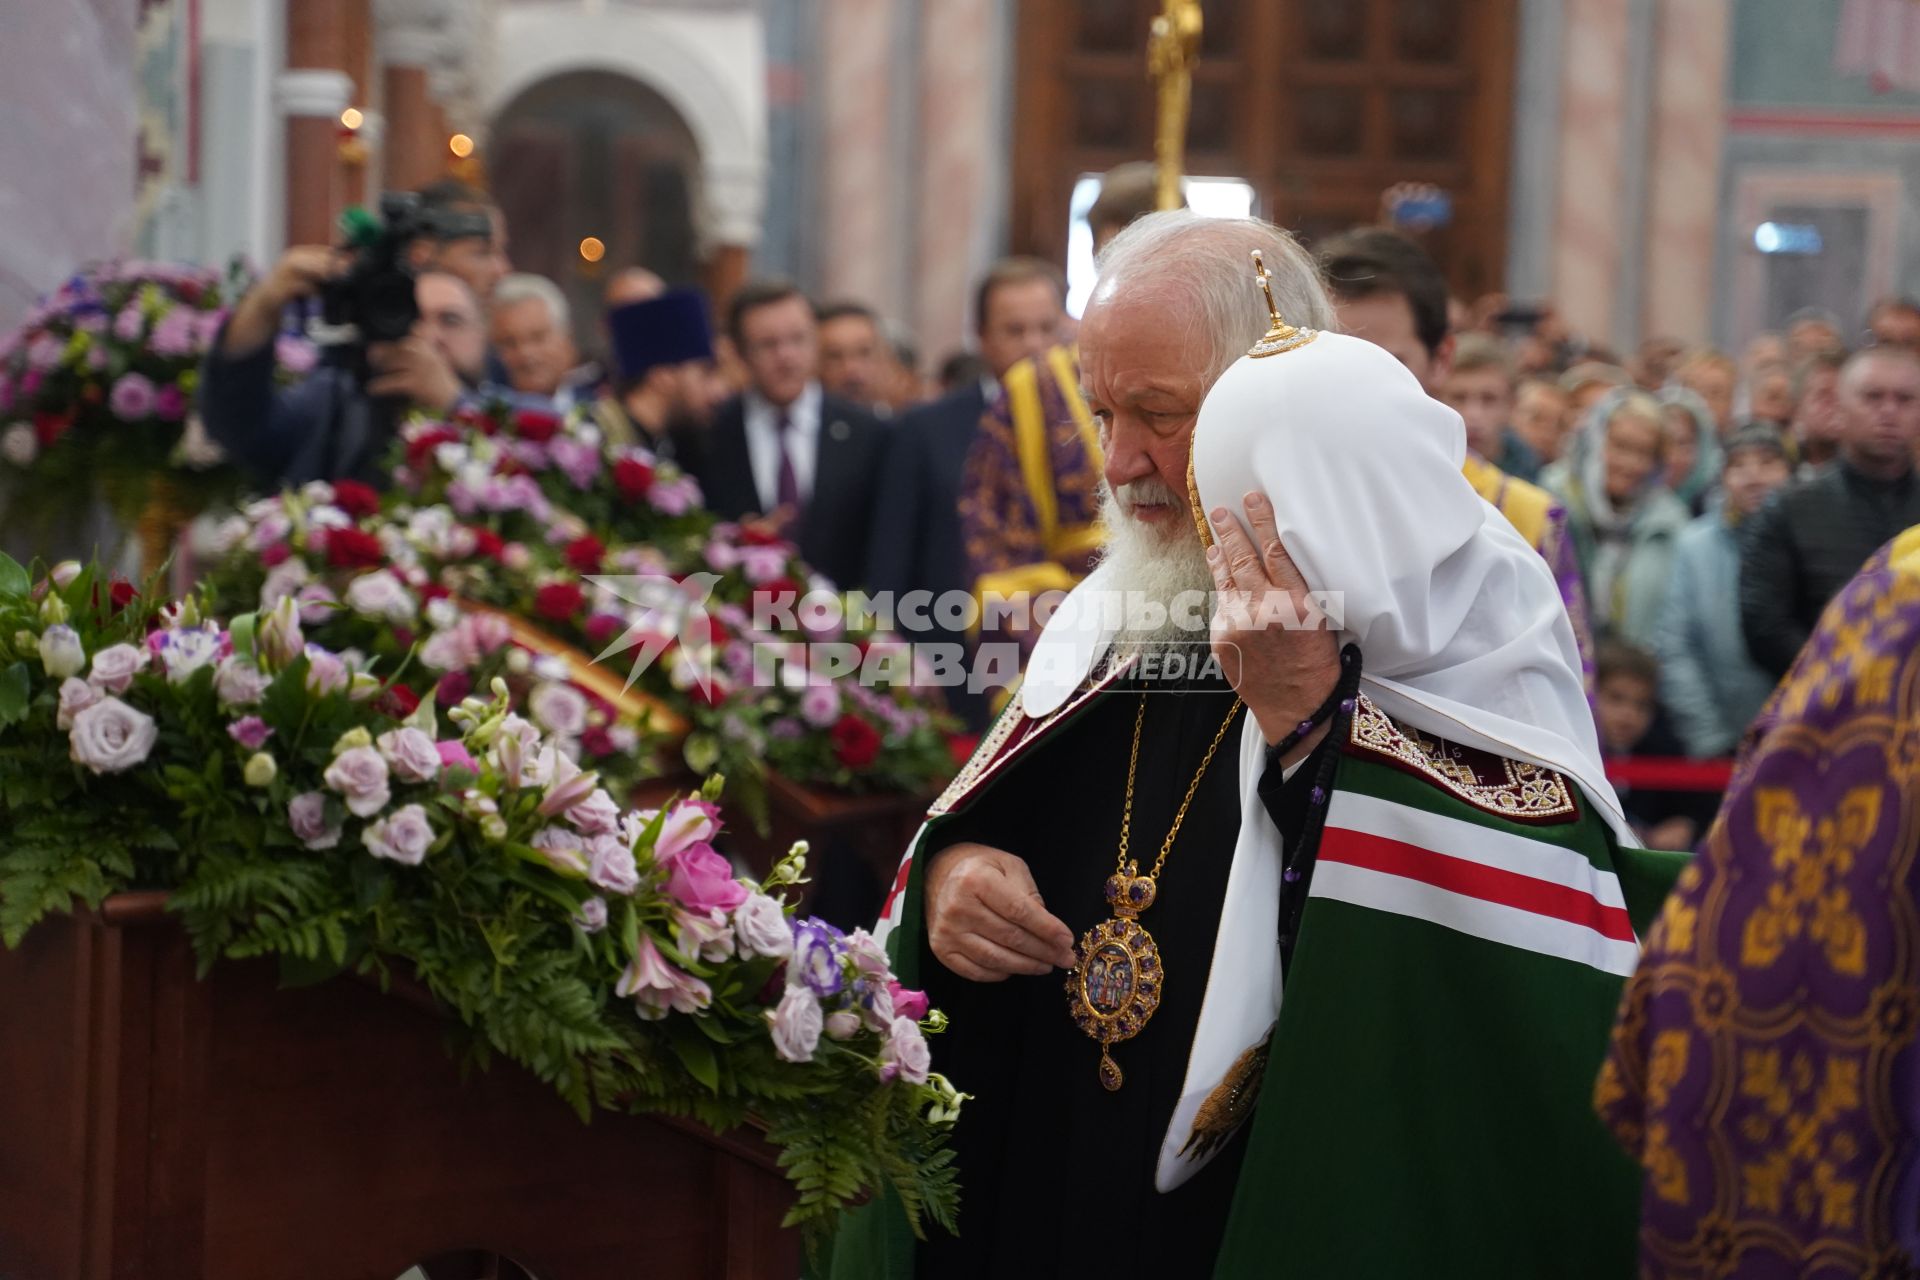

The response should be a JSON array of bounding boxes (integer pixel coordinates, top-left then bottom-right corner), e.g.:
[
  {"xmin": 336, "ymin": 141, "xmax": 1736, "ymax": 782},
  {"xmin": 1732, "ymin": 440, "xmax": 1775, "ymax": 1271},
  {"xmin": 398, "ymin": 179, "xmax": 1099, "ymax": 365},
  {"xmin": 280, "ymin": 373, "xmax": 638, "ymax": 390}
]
[{"xmin": 827, "ymin": 213, "xmax": 1688, "ymax": 1280}]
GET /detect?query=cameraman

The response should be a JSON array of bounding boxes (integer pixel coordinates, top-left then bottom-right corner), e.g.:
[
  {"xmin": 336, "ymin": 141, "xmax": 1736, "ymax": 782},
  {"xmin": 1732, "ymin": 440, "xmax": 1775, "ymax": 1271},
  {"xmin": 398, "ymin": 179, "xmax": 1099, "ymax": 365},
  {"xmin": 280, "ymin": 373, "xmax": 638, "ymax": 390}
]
[{"xmin": 201, "ymin": 248, "xmax": 545, "ymax": 487}]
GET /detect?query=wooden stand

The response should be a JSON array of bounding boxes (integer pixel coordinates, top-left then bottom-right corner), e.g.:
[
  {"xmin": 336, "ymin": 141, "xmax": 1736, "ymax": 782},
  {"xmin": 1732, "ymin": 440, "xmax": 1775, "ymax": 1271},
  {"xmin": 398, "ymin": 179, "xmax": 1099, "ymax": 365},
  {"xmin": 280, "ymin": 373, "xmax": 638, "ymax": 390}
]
[{"xmin": 0, "ymin": 895, "xmax": 800, "ymax": 1280}]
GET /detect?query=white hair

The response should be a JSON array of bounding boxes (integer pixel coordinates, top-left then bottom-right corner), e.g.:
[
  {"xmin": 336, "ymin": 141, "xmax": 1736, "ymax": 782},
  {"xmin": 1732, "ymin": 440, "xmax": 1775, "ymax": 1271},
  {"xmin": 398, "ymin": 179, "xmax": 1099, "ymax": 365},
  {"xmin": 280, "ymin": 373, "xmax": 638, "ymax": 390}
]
[
  {"xmin": 1091, "ymin": 210, "xmax": 1335, "ymax": 389},
  {"xmin": 493, "ymin": 272, "xmax": 571, "ymax": 332}
]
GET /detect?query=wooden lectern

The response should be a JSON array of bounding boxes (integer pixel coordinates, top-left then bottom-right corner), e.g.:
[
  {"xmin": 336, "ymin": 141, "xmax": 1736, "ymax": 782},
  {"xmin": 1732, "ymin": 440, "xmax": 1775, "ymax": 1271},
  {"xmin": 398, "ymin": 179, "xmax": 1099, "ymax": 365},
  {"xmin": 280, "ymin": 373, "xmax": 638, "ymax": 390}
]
[{"xmin": 0, "ymin": 895, "xmax": 801, "ymax": 1280}]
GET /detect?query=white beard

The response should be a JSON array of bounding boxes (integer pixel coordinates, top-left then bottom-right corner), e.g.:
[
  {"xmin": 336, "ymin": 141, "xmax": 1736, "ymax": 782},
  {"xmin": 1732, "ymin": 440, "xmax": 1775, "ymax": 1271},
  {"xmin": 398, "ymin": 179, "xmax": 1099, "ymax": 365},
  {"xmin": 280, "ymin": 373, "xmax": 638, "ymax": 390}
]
[{"xmin": 1096, "ymin": 477, "xmax": 1215, "ymax": 666}]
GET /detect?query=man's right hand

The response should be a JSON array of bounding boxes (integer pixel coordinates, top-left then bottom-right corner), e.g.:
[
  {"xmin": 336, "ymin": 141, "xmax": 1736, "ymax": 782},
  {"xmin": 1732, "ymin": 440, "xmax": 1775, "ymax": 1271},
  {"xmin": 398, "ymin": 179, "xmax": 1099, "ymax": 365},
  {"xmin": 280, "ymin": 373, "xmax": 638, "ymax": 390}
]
[
  {"xmin": 222, "ymin": 245, "xmax": 342, "ymax": 358},
  {"xmin": 924, "ymin": 841, "xmax": 1078, "ymax": 982}
]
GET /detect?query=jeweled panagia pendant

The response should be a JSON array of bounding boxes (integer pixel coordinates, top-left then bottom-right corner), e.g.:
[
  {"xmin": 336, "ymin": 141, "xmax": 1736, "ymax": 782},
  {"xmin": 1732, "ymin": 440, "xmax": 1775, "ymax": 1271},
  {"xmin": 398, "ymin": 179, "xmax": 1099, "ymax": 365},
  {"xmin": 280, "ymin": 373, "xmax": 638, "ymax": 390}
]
[{"xmin": 1066, "ymin": 862, "xmax": 1165, "ymax": 1090}]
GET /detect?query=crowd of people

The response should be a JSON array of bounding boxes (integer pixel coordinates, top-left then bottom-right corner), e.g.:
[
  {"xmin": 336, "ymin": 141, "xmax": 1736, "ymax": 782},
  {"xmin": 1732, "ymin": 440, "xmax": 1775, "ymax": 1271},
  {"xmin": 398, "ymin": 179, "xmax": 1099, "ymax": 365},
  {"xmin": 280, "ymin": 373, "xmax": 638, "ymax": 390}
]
[{"xmin": 201, "ymin": 170, "xmax": 1920, "ymax": 851}]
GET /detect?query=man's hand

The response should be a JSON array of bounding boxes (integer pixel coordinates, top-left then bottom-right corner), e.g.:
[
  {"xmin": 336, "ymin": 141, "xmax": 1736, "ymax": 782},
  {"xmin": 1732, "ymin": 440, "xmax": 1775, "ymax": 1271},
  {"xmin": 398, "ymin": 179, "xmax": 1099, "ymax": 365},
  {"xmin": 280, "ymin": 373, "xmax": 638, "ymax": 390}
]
[
  {"xmin": 366, "ymin": 335, "xmax": 463, "ymax": 414},
  {"xmin": 1206, "ymin": 491, "xmax": 1341, "ymax": 761},
  {"xmin": 222, "ymin": 245, "xmax": 341, "ymax": 358},
  {"xmin": 925, "ymin": 841, "xmax": 1078, "ymax": 982}
]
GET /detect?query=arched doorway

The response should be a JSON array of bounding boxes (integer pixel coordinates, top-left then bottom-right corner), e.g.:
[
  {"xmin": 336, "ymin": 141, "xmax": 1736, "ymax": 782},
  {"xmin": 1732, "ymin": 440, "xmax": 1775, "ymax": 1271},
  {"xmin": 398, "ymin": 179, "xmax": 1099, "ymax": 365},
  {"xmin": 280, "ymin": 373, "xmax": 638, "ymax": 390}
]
[{"xmin": 488, "ymin": 70, "xmax": 702, "ymax": 348}]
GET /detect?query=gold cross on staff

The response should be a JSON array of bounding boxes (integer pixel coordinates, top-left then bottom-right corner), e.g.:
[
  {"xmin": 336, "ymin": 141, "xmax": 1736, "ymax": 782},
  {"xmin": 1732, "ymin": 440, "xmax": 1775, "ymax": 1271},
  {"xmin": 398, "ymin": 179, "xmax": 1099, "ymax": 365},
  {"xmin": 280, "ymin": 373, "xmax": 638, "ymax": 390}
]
[
  {"xmin": 1147, "ymin": 0, "xmax": 1203, "ymax": 211},
  {"xmin": 1247, "ymin": 250, "xmax": 1316, "ymax": 359}
]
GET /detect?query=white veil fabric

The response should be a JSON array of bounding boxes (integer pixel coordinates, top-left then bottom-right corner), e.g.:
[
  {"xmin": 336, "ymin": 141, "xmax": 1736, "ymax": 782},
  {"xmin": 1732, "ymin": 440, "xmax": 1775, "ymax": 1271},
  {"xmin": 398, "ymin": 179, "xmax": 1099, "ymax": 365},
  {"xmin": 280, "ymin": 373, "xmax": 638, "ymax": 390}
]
[{"xmin": 1188, "ymin": 330, "xmax": 1635, "ymax": 845}]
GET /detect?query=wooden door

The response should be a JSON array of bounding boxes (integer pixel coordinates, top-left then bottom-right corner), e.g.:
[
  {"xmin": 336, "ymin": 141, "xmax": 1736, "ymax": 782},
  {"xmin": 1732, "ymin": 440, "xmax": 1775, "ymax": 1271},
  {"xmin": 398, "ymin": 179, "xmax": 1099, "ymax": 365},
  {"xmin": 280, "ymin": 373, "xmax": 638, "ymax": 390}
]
[{"xmin": 1011, "ymin": 0, "xmax": 1518, "ymax": 297}]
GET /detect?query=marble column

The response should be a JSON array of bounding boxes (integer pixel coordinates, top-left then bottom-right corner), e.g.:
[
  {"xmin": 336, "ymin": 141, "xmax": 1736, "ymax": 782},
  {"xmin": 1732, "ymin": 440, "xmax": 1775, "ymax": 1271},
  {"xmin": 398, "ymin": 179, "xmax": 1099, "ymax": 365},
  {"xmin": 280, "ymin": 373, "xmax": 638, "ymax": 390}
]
[
  {"xmin": 816, "ymin": 0, "xmax": 902, "ymax": 314},
  {"xmin": 913, "ymin": 0, "xmax": 998, "ymax": 365},
  {"xmin": 1549, "ymin": 0, "xmax": 1632, "ymax": 346},
  {"xmin": 278, "ymin": 69, "xmax": 354, "ymax": 245},
  {"xmin": 1641, "ymin": 0, "xmax": 1730, "ymax": 343}
]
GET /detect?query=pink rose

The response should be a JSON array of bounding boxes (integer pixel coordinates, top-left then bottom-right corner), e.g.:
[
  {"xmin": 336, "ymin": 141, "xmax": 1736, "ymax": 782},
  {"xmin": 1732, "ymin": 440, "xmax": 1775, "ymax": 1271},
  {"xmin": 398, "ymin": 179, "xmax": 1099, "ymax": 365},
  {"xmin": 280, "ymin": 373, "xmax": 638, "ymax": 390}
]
[
  {"xmin": 769, "ymin": 986, "xmax": 823, "ymax": 1063},
  {"xmin": 888, "ymin": 982, "xmax": 929, "ymax": 1023},
  {"xmin": 87, "ymin": 643, "xmax": 148, "ymax": 694},
  {"xmin": 288, "ymin": 792, "xmax": 340, "ymax": 850},
  {"xmin": 227, "ymin": 716, "xmax": 274, "ymax": 750},
  {"xmin": 363, "ymin": 803, "xmax": 434, "ymax": 865},
  {"xmin": 375, "ymin": 727, "xmax": 440, "ymax": 783},
  {"xmin": 659, "ymin": 840, "xmax": 749, "ymax": 915},
  {"xmin": 68, "ymin": 696, "xmax": 158, "ymax": 774},
  {"xmin": 572, "ymin": 896, "xmax": 609, "ymax": 933},
  {"xmin": 55, "ymin": 677, "xmax": 100, "ymax": 730},
  {"xmin": 323, "ymin": 746, "xmax": 390, "ymax": 818},
  {"xmin": 879, "ymin": 1016, "xmax": 931, "ymax": 1084},
  {"xmin": 824, "ymin": 1009, "xmax": 862, "ymax": 1041},
  {"xmin": 434, "ymin": 739, "xmax": 479, "ymax": 775}
]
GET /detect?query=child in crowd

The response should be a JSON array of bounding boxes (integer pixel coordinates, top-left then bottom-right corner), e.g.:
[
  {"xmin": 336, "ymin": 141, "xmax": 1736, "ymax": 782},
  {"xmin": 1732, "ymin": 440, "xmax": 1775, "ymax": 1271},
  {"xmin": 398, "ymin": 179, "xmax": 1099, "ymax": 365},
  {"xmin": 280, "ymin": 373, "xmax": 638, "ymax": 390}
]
[{"xmin": 1594, "ymin": 641, "xmax": 1716, "ymax": 851}]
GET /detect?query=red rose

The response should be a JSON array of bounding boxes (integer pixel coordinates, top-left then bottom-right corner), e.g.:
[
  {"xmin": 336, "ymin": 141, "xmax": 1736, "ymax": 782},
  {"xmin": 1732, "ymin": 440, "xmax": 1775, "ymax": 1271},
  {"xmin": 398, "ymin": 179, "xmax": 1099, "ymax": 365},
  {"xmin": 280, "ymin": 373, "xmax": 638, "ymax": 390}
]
[
  {"xmin": 580, "ymin": 725, "xmax": 616, "ymax": 757},
  {"xmin": 420, "ymin": 582, "xmax": 451, "ymax": 603},
  {"xmin": 405, "ymin": 426, "xmax": 460, "ymax": 466},
  {"xmin": 513, "ymin": 409, "xmax": 563, "ymax": 443},
  {"xmin": 564, "ymin": 534, "xmax": 605, "ymax": 574},
  {"xmin": 831, "ymin": 713, "xmax": 883, "ymax": 770},
  {"xmin": 534, "ymin": 581, "xmax": 585, "ymax": 621},
  {"xmin": 375, "ymin": 683, "xmax": 421, "ymax": 719},
  {"xmin": 613, "ymin": 457, "xmax": 655, "ymax": 501},
  {"xmin": 584, "ymin": 612, "xmax": 624, "ymax": 647},
  {"xmin": 259, "ymin": 542, "xmax": 291, "ymax": 568},
  {"xmin": 452, "ymin": 405, "xmax": 493, "ymax": 434},
  {"xmin": 468, "ymin": 527, "xmax": 504, "ymax": 560},
  {"xmin": 32, "ymin": 411, "xmax": 72, "ymax": 447},
  {"xmin": 108, "ymin": 579, "xmax": 138, "ymax": 612},
  {"xmin": 330, "ymin": 480, "xmax": 381, "ymax": 518},
  {"xmin": 738, "ymin": 524, "xmax": 785, "ymax": 548},
  {"xmin": 435, "ymin": 671, "xmax": 473, "ymax": 706},
  {"xmin": 688, "ymin": 679, "xmax": 728, "ymax": 709},
  {"xmin": 325, "ymin": 527, "xmax": 385, "ymax": 569}
]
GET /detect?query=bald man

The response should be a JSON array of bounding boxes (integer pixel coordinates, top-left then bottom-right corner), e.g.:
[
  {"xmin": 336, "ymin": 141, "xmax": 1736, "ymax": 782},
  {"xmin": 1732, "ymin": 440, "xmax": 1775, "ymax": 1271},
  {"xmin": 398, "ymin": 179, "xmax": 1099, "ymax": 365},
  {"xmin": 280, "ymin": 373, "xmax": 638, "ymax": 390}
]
[{"xmin": 1740, "ymin": 345, "xmax": 1920, "ymax": 674}]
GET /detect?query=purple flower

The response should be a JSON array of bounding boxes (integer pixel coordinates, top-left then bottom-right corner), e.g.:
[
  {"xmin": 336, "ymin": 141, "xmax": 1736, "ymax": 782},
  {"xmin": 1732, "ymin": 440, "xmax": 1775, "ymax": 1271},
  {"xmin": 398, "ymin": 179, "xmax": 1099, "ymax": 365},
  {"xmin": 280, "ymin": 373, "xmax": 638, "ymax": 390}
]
[
  {"xmin": 616, "ymin": 932, "xmax": 712, "ymax": 1020},
  {"xmin": 573, "ymin": 896, "xmax": 609, "ymax": 933},
  {"xmin": 769, "ymin": 986, "xmax": 823, "ymax": 1063},
  {"xmin": 323, "ymin": 745, "xmax": 391, "ymax": 817},
  {"xmin": 275, "ymin": 335, "xmax": 318, "ymax": 375},
  {"xmin": 799, "ymin": 682, "xmax": 841, "ymax": 729},
  {"xmin": 56, "ymin": 677, "xmax": 100, "ymax": 730},
  {"xmin": 586, "ymin": 833, "xmax": 640, "ymax": 895},
  {"xmin": 878, "ymin": 1016, "xmax": 931, "ymax": 1084},
  {"xmin": 549, "ymin": 438, "xmax": 602, "ymax": 489},
  {"xmin": 363, "ymin": 803, "xmax": 434, "ymax": 865},
  {"xmin": 68, "ymin": 697, "xmax": 158, "ymax": 774},
  {"xmin": 769, "ymin": 717, "xmax": 805, "ymax": 741},
  {"xmin": 152, "ymin": 624, "xmax": 223, "ymax": 683},
  {"xmin": 26, "ymin": 334, "xmax": 65, "ymax": 370},
  {"xmin": 147, "ymin": 309, "xmax": 198, "ymax": 357},
  {"xmin": 649, "ymin": 475, "xmax": 701, "ymax": 516},
  {"xmin": 108, "ymin": 373, "xmax": 157, "ymax": 422},
  {"xmin": 87, "ymin": 643, "xmax": 148, "ymax": 694},
  {"xmin": 228, "ymin": 716, "xmax": 274, "ymax": 750},
  {"xmin": 288, "ymin": 792, "xmax": 341, "ymax": 850},
  {"xmin": 733, "ymin": 893, "xmax": 793, "ymax": 959},
  {"xmin": 787, "ymin": 918, "xmax": 846, "ymax": 998},
  {"xmin": 112, "ymin": 306, "xmax": 145, "ymax": 342}
]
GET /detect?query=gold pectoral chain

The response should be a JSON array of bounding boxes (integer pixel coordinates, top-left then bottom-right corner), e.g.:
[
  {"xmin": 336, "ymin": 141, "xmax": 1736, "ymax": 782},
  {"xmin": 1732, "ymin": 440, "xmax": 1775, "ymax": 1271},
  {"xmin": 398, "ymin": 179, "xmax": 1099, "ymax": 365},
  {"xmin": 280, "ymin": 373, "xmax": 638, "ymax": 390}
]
[{"xmin": 1067, "ymin": 693, "xmax": 1243, "ymax": 1091}]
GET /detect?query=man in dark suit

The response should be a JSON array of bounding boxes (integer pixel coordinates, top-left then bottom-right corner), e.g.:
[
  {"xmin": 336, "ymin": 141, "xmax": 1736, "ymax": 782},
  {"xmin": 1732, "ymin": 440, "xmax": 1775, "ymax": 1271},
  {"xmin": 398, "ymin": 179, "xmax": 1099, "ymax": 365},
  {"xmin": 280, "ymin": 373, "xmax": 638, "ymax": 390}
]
[
  {"xmin": 865, "ymin": 259, "xmax": 1068, "ymax": 727},
  {"xmin": 688, "ymin": 280, "xmax": 889, "ymax": 594}
]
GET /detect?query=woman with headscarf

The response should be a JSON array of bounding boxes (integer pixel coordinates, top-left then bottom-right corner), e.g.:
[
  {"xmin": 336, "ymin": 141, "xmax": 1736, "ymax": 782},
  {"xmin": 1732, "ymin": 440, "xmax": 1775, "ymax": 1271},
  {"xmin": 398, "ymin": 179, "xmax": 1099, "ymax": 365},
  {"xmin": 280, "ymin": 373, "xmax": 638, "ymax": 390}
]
[
  {"xmin": 1656, "ymin": 386, "xmax": 1724, "ymax": 517},
  {"xmin": 1541, "ymin": 387, "xmax": 1693, "ymax": 649}
]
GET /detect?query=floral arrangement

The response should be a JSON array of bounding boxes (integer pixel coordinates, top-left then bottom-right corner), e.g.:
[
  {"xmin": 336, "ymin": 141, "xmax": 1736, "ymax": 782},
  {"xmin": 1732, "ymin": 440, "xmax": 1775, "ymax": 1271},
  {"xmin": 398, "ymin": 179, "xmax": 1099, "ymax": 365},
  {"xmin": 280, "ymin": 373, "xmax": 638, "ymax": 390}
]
[
  {"xmin": 203, "ymin": 460, "xmax": 961, "ymax": 817},
  {"xmin": 0, "ymin": 555, "xmax": 962, "ymax": 1245},
  {"xmin": 0, "ymin": 260, "xmax": 308, "ymax": 534}
]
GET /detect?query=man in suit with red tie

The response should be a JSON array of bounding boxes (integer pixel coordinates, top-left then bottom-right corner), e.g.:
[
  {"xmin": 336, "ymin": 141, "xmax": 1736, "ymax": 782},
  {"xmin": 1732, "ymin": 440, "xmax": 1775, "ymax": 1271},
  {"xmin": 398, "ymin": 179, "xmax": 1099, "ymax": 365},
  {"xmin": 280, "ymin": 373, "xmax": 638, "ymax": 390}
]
[{"xmin": 685, "ymin": 281, "xmax": 890, "ymax": 593}]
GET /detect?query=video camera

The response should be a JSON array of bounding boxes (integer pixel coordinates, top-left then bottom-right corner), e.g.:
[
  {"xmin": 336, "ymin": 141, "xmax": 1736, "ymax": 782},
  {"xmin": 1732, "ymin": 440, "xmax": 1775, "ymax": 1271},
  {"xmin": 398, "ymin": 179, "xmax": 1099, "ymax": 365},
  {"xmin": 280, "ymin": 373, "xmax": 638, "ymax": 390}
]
[{"xmin": 314, "ymin": 192, "xmax": 496, "ymax": 348}]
